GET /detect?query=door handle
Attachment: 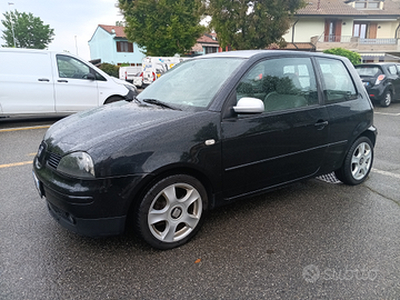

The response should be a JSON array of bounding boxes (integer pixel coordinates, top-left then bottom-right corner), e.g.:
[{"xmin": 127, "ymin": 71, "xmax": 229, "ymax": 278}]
[
  {"xmin": 38, "ymin": 78, "xmax": 50, "ymax": 82},
  {"xmin": 57, "ymin": 79, "xmax": 68, "ymax": 83},
  {"xmin": 315, "ymin": 120, "xmax": 328, "ymax": 129}
]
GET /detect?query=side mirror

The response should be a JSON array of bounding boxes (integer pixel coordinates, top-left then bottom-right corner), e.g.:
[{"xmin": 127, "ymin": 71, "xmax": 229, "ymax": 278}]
[
  {"xmin": 85, "ymin": 73, "xmax": 96, "ymax": 80},
  {"xmin": 233, "ymin": 97, "xmax": 264, "ymax": 114}
]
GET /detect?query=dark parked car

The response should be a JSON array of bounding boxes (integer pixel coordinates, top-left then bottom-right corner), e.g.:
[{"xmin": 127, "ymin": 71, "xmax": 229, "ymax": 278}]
[
  {"xmin": 33, "ymin": 50, "xmax": 377, "ymax": 249},
  {"xmin": 355, "ymin": 62, "xmax": 400, "ymax": 107}
]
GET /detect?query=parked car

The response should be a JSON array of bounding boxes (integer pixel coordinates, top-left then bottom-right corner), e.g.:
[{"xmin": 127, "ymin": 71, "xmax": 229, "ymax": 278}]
[
  {"xmin": 142, "ymin": 56, "xmax": 189, "ymax": 86},
  {"xmin": 119, "ymin": 66, "xmax": 141, "ymax": 83},
  {"xmin": 33, "ymin": 50, "xmax": 377, "ymax": 249},
  {"xmin": 0, "ymin": 48, "xmax": 137, "ymax": 118},
  {"xmin": 355, "ymin": 62, "xmax": 400, "ymax": 107}
]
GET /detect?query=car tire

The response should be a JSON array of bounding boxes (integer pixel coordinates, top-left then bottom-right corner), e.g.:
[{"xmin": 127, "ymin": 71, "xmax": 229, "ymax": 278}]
[
  {"xmin": 335, "ymin": 136, "xmax": 373, "ymax": 185},
  {"xmin": 380, "ymin": 90, "xmax": 392, "ymax": 107},
  {"xmin": 135, "ymin": 174, "xmax": 207, "ymax": 250}
]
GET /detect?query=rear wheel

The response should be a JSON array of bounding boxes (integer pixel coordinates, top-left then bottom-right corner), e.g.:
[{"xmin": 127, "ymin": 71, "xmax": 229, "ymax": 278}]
[
  {"xmin": 135, "ymin": 174, "xmax": 207, "ymax": 250},
  {"xmin": 380, "ymin": 90, "xmax": 392, "ymax": 107},
  {"xmin": 335, "ymin": 136, "xmax": 373, "ymax": 185}
]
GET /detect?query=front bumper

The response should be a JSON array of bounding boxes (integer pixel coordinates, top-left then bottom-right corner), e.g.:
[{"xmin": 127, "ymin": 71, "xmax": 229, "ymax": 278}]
[
  {"xmin": 33, "ymin": 156, "xmax": 147, "ymax": 237},
  {"xmin": 46, "ymin": 200, "xmax": 126, "ymax": 237}
]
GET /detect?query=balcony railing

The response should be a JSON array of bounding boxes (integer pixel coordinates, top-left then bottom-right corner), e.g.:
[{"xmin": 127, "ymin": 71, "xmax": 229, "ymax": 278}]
[
  {"xmin": 360, "ymin": 38, "xmax": 397, "ymax": 45},
  {"xmin": 318, "ymin": 35, "xmax": 397, "ymax": 45}
]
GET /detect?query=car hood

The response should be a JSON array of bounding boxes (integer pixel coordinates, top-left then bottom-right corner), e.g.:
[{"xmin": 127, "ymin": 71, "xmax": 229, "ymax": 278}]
[{"xmin": 45, "ymin": 101, "xmax": 192, "ymax": 154}]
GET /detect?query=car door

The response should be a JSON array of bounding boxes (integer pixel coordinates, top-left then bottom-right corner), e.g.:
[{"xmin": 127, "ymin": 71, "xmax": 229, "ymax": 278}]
[
  {"xmin": 54, "ymin": 54, "xmax": 99, "ymax": 112},
  {"xmin": 0, "ymin": 50, "xmax": 54, "ymax": 114},
  {"xmin": 221, "ymin": 57, "xmax": 330, "ymax": 200}
]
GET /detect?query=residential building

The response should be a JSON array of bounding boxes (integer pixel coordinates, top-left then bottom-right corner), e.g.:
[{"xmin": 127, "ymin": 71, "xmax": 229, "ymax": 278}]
[
  {"xmin": 88, "ymin": 25, "xmax": 145, "ymax": 66},
  {"xmin": 190, "ymin": 33, "xmax": 223, "ymax": 56},
  {"xmin": 283, "ymin": 0, "xmax": 400, "ymax": 62},
  {"xmin": 89, "ymin": 25, "xmax": 224, "ymax": 64}
]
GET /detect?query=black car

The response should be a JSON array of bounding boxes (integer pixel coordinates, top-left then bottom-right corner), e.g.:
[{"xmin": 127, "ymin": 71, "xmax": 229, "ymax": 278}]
[
  {"xmin": 355, "ymin": 62, "xmax": 400, "ymax": 107},
  {"xmin": 33, "ymin": 50, "xmax": 377, "ymax": 249}
]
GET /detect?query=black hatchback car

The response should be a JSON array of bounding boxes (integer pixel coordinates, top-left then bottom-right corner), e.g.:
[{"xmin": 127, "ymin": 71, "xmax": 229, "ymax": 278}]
[
  {"xmin": 355, "ymin": 62, "xmax": 400, "ymax": 107},
  {"xmin": 33, "ymin": 50, "xmax": 377, "ymax": 249}
]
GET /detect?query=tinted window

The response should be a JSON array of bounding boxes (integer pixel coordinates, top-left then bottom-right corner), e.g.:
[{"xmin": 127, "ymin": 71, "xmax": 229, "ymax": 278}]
[
  {"xmin": 387, "ymin": 65, "xmax": 398, "ymax": 75},
  {"xmin": 236, "ymin": 57, "xmax": 318, "ymax": 112},
  {"xmin": 317, "ymin": 58, "xmax": 357, "ymax": 103}
]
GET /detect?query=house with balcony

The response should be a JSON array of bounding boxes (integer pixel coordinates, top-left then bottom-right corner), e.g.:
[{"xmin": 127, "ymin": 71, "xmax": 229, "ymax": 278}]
[{"xmin": 283, "ymin": 0, "xmax": 400, "ymax": 62}]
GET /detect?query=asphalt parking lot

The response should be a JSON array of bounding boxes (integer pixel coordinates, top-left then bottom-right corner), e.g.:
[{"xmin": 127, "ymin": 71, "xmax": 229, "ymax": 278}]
[{"xmin": 0, "ymin": 104, "xmax": 399, "ymax": 299}]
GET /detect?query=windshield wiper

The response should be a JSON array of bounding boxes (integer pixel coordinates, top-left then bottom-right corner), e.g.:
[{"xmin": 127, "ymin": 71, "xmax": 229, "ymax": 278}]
[{"xmin": 142, "ymin": 98, "xmax": 181, "ymax": 110}]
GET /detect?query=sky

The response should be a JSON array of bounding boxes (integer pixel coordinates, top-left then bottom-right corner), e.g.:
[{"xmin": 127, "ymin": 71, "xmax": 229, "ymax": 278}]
[{"xmin": 0, "ymin": 0, "xmax": 124, "ymax": 60}]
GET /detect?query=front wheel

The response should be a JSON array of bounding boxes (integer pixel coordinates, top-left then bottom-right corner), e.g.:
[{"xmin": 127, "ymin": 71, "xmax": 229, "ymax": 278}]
[
  {"xmin": 135, "ymin": 174, "xmax": 207, "ymax": 250},
  {"xmin": 335, "ymin": 136, "xmax": 374, "ymax": 185},
  {"xmin": 380, "ymin": 90, "xmax": 392, "ymax": 107}
]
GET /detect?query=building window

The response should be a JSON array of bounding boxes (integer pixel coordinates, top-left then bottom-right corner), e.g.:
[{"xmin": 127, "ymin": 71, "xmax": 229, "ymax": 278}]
[
  {"xmin": 354, "ymin": 23, "xmax": 368, "ymax": 38},
  {"xmin": 353, "ymin": 23, "xmax": 377, "ymax": 39},
  {"xmin": 324, "ymin": 20, "xmax": 342, "ymax": 42},
  {"xmin": 204, "ymin": 46, "xmax": 218, "ymax": 54},
  {"xmin": 354, "ymin": 0, "xmax": 381, "ymax": 9},
  {"xmin": 116, "ymin": 41, "xmax": 134, "ymax": 53}
]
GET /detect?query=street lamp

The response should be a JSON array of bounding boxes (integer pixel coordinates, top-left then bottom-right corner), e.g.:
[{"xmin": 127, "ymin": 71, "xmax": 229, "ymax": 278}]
[{"xmin": 8, "ymin": 2, "xmax": 16, "ymax": 47}]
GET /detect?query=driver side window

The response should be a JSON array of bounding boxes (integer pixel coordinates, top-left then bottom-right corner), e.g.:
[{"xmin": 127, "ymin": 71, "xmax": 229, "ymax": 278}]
[
  {"xmin": 236, "ymin": 58, "xmax": 318, "ymax": 112},
  {"xmin": 57, "ymin": 55, "xmax": 92, "ymax": 79}
]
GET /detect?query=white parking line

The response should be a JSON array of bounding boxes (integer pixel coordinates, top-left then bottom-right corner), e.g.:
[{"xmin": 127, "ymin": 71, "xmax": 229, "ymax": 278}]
[
  {"xmin": 372, "ymin": 168, "xmax": 400, "ymax": 180},
  {"xmin": 374, "ymin": 112, "xmax": 400, "ymax": 116}
]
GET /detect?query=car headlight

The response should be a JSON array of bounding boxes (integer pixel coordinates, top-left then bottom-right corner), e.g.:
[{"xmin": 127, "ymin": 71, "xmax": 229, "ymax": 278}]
[{"xmin": 57, "ymin": 152, "xmax": 95, "ymax": 179}]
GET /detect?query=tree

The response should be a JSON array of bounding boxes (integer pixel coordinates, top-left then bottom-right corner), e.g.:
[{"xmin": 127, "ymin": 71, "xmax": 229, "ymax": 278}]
[
  {"xmin": 1, "ymin": 10, "xmax": 54, "ymax": 49},
  {"xmin": 207, "ymin": 0, "xmax": 305, "ymax": 50},
  {"xmin": 323, "ymin": 48, "xmax": 361, "ymax": 65},
  {"xmin": 118, "ymin": 0, "xmax": 205, "ymax": 56}
]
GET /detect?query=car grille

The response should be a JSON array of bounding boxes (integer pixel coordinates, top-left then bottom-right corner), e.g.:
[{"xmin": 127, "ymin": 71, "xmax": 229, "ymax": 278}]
[{"xmin": 47, "ymin": 152, "xmax": 62, "ymax": 169}]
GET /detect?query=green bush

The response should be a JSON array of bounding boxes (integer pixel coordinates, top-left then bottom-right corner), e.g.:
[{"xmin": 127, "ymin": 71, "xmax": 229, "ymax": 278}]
[
  {"xmin": 323, "ymin": 48, "xmax": 361, "ymax": 65},
  {"xmin": 99, "ymin": 63, "xmax": 119, "ymax": 78}
]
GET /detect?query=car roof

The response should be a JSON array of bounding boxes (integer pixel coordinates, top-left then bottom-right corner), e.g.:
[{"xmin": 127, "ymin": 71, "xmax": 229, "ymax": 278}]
[
  {"xmin": 356, "ymin": 62, "xmax": 399, "ymax": 67},
  {"xmin": 194, "ymin": 50, "xmax": 342, "ymax": 60}
]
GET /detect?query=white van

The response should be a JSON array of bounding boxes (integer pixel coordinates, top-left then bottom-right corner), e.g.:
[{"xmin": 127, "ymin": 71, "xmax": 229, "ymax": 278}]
[
  {"xmin": 142, "ymin": 56, "xmax": 189, "ymax": 86},
  {"xmin": 0, "ymin": 48, "xmax": 138, "ymax": 118},
  {"xmin": 119, "ymin": 66, "xmax": 141, "ymax": 83}
]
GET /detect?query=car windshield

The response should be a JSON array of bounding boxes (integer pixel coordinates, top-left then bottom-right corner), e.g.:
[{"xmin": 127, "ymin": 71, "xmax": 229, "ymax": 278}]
[
  {"xmin": 355, "ymin": 66, "xmax": 382, "ymax": 77},
  {"xmin": 137, "ymin": 57, "xmax": 244, "ymax": 110}
]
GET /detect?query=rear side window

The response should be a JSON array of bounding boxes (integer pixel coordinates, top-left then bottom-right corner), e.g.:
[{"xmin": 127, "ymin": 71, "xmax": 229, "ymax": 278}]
[
  {"xmin": 387, "ymin": 65, "xmax": 398, "ymax": 75},
  {"xmin": 317, "ymin": 58, "xmax": 357, "ymax": 103}
]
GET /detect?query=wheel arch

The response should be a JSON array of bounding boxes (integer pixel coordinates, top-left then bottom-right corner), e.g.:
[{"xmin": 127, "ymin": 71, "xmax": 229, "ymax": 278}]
[
  {"xmin": 125, "ymin": 164, "xmax": 216, "ymax": 224},
  {"xmin": 360, "ymin": 126, "xmax": 377, "ymax": 147},
  {"xmin": 103, "ymin": 95, "xmax": 125, "ymax": 104},
  {"xmin": 331, "ymin": 125, "xmax": 377, "ymax": 175}
]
